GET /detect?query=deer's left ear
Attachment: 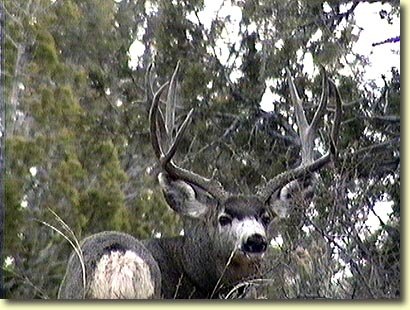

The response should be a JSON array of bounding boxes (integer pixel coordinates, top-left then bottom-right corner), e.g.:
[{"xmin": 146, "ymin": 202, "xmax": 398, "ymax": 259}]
[{"xmin": 158, "ymin": 173, "xmax": 213, "ymax": 219}]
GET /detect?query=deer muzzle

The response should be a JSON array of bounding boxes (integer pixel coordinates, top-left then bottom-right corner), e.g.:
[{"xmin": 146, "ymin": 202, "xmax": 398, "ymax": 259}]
[{"xmin": 242, "ymin": 233, "xmax": 268, "ymax": 254}]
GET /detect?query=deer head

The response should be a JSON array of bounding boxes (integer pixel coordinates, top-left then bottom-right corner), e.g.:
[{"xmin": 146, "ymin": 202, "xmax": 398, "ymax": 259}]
[{"xmin": 148, "ymin": 62, "xmax": 342, "ymax": 290}]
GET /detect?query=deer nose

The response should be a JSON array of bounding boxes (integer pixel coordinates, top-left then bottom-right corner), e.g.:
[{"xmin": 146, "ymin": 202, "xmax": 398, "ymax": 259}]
[{"xmin": 242, "ymin": 234, "xmax": 268, "ymax": 253}]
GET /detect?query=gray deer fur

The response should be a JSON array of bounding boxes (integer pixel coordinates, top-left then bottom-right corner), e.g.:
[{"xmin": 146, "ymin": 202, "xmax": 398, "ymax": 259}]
[
  {"xmin": 59, "ymin": 175, "xmax": 283, "ymax": 299},
  {"xmin": 58, "ymin": 64, "xmax": 342, "ymax": 299}
]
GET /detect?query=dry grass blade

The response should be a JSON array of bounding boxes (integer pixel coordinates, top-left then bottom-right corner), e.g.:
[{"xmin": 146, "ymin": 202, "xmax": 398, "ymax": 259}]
[
  {"xmin": 35, "ymin": 209, "xmax": 87, "ymax": 298},
  {"xmin": 224, "ymin": 278, "xmax": 276, "ymax": 299},
  {"xmin": 210, "ymin": 248, "xmax": 237, "ymax": 299}
]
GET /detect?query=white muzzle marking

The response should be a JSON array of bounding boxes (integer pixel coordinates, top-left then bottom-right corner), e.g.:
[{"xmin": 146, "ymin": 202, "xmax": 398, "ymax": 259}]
[{"xmin": 220, "ymin": 217, "xmax": 267, "ymax": 252}]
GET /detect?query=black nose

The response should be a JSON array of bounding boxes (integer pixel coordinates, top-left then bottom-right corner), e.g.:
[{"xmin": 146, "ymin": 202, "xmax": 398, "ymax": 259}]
[{"xmin": 242, "ymin": 234, "xmax": 268, "ymax": 253}]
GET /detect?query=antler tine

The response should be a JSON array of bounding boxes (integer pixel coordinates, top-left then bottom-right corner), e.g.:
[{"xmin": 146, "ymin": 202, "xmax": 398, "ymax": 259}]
[
  {"xmin": 285, "ymin": 67, "xmax": 309, "ymax": 135},
  {"xmin": 257, "ymin": 67, "xmax": 340, "ymax": 201},
  {"xmin": 149, "ymin": 64, "xmax": 230, "ymax": 201},
  {"xmin": 286, "ymin": 67, "xmax": 313, "ymax": 164},
  {"xmin": 165, "ymin": 60, "xmax": 180, "ymax": 136},
  {"xmin": 310, "ymin": 65, "xmax": 329, "ymax": 131},
  {"xmin": 164, "ymin": 108, "xmax": 194, "ymax": 164},
  {"xmin": 149, "ymin": 81, "xmax": 169, "ymax": 160}
]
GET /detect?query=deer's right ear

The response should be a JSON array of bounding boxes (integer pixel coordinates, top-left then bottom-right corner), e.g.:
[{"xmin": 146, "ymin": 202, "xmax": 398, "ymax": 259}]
[
  {"xmin": 267, "ymin": 180, "xmax": 300, "ymax": 219},
  {"xmin": 267, "ymin": 178, "xmax": 315, "ymax": 218},
  {"xmin": 158, "ymin": 173, "xmax": 211, "ymax": 219}
]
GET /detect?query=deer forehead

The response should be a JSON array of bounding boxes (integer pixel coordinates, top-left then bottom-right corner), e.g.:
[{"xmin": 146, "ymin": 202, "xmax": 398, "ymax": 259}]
[{"xmin": 221, "ymin": 196, "xmax": 266, "ymax": 219}]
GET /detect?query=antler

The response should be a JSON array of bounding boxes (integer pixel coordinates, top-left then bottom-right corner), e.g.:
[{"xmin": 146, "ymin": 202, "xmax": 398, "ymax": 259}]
[
  {"xmin": 149, "ymin": 63, "xmax": 230, "ymax": 201},
  {"xmin": 257, "ymin": 67, "xmax": 342, "ymax": 201}
]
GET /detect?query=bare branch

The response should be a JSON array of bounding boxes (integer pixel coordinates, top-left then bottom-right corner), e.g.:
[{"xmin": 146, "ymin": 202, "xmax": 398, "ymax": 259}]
[{"xmin": 328, "ymin": 78, "xmax": 343, "ymax": 155}]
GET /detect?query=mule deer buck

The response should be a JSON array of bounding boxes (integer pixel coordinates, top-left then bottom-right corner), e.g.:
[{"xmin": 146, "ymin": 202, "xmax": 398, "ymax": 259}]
[{"xmin": 58, "ymin": 63, "xmax": 342, "ymax": 299}]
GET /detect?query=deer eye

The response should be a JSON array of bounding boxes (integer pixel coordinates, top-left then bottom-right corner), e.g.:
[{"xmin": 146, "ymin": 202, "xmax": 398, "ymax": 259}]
[
  {"xmin": 218, "ymin": 214, "xmax": 232, "ymax": 226},
  {"xmin": 261, "ymin": 212, "xmax": 271, "ymax": 226}
]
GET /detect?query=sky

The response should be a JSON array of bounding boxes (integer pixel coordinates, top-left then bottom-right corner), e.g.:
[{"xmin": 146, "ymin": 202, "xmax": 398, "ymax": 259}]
[{"xmin": 352, "ymin": 2, "xmax": 400, "ymax": 85}]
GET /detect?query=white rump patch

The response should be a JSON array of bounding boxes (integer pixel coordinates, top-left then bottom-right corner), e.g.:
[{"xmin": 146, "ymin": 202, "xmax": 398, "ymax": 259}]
[{"xmin": 89, "ymin": 250, "xmax": 154, "ymax": 299}]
